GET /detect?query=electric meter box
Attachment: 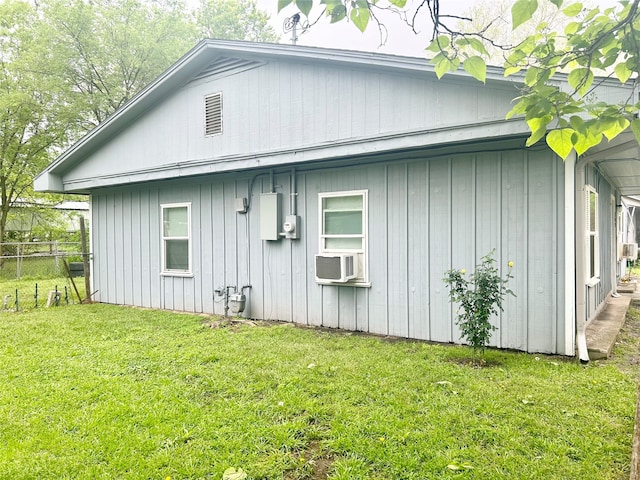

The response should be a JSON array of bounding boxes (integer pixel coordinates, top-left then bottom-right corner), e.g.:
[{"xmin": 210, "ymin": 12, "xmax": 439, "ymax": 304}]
[
  {"xmin": 283, "ymin": 214, "xmax": 300, "ymax": 240},
  {"xmin": 260, "ymin": 193, "xmax": 281, "ymax": 241}
]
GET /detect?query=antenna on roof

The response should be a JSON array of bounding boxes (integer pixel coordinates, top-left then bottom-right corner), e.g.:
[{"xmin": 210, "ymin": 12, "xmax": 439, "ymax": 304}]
[{"xmin": 283, "ymin": 13, "xmax": 309, "ymax": 45}]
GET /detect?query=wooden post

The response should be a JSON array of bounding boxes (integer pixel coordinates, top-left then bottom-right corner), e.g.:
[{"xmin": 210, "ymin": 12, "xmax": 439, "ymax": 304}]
[
  {"xmin": 62, "ymin": 258, "xmax": 82, "ymax": 304},
  {"xmin": 80, "ymin": 216, "xmax": 92, "ymax": 303}
]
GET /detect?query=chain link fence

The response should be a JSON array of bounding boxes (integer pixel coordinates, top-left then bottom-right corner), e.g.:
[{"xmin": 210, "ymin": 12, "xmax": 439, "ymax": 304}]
[
  {"xmin": 0, "ymin": 242, "xmax": 82, "ymax": 279},
  {"xmin": 0, "ymin": 242, "xmax": 89, "ymax": 310}
]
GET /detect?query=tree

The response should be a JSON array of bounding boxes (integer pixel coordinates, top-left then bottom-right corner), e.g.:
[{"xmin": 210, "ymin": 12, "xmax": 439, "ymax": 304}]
[
  {"xmin": 278, "ymin": 0, "xmax": 640, "ymax": 160},
  {"xmin": 0, "ymin": 1, "xmax": 75, "ymax": 255},
  {"xmin": 197, "ymin": 0, "xmax": 278, "ymax": 42},
  {"xmin": 42, "ymin": 0, "xmax": 278, "ymax": 132},
  {"xmin": 40, "ymin": 0, "xmax": 199, "ymax": 131},
  {"xmin": 0, "ymin": 0, "xmax": 278, "ymax": 246},
  {"xmin": 453, "ymin": 0, "xmax": 571, "ymax": 63}
]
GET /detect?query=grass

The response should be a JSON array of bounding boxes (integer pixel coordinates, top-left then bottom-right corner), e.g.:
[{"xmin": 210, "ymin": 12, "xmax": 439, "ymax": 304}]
[
  {"xmin": 0, "ymin": 304, "xmax": 636, "ymax": 479},
  {"xmin": 0, "ymin": 275, "xmax": 86, "ymax": 309}
]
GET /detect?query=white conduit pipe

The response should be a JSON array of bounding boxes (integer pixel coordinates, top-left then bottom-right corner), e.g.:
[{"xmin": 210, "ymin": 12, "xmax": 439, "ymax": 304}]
[
  {"xmin": 564, "ymin": 153, "xmax": 578, "ymax": 359},
  {"xmin": 574, "ymin": 153, "xmax": 590, "ymax": 363}
]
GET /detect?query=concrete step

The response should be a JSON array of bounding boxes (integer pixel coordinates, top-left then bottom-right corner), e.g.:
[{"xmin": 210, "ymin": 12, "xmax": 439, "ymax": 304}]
[{"xmin": 586, "ymin": 294, "xmax": 632, "ymax": 360}]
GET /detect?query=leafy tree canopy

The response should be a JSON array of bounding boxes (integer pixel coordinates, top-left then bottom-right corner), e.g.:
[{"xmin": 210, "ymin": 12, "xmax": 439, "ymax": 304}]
[
  {"xmin": 0, "ymin": 0, "xmax": 276, "ymax": 244},
  {"xmin": 278, "ymin": 0, "xmax": 640, "ymax": 159},
  {"xmin": 198, "ymin": 0, "xmax": 278, "ymax": 43},
  {"xmin": 0, "ymin": 1, "xmax": 76, "ymax": 250}
]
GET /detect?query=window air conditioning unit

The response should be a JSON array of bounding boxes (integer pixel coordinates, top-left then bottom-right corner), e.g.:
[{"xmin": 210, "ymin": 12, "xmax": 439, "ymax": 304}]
[
  {"xmin": 622, "ymin": 243, "xmax": 638, "ymax": 260},
  {"xmin": 315, "ymin": 253, "xmax": 357, "ymax": 283}
]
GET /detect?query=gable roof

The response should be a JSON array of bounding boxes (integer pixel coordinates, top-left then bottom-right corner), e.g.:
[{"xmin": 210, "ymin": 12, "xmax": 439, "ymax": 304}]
[
  {"xmin": 35, "ymin": 39, "xmax": 530, "ymax": 193},
  {"xmin": 35, "ymin": 39, "xmax": 638, "ymax": 195}
]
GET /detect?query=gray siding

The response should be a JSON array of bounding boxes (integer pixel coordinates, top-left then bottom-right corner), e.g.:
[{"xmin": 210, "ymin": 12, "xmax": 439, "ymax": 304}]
[
  {"xmin": 91, "ymin": 145, "xmax": 566, "ymax": 354},
  {"xmin": 584, "ymin": 165, "xmax": 617, "ymax": 321},
  {"xmin": 65, "ymin": 60, "xmax": 519, "ymax": 187}
]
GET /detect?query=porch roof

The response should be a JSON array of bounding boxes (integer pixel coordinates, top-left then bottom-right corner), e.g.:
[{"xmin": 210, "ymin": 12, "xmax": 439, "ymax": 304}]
[{"xmin": 584, "ymin": 131, "xmax": 640, "ymax": 196}]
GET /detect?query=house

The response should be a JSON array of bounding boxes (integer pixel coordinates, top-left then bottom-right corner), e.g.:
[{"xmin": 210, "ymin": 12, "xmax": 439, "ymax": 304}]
[
  {"xmin": 4, "ymin": 198, "xmax": 89, "ymax": 241},
  {"xmin": 35, "ymin": 40, "xmax": 640, "ymax": 360}
]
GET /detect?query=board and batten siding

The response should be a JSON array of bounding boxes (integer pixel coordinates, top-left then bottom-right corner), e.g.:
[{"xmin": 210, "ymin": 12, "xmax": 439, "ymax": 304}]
[
  {"xmin": 91, "ymin": 146, "xmax": 566, "ymax": 354},
  {"xmin": 64, "ymin": 60, "xmax": 519, "ymax": 188},
  {"xmin": 583, "ymin": 164, "xmax": 617, "ymax": 322}
]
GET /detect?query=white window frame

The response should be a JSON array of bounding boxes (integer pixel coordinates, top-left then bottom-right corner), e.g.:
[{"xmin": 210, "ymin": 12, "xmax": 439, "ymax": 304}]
[
  {"xmin": 318, "ymin": 189, "xmax": 369, "ymax": 286},
  {"xmin": 585, "ymin": 186, "xmax": 600, "ymax": 286},
  {"xmin": 161, "ymin": 202, "xmax": 192, "ymax": 277}
]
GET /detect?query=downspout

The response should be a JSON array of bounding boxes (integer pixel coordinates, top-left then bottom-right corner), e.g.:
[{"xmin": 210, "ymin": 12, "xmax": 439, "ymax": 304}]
[
  {"xmin": 575, "ymin": 153, "xmax": 590, "ymax": 363},
  {"xmin": 564, "ymin": 153, "xmax": 577, "ymax": 358}
]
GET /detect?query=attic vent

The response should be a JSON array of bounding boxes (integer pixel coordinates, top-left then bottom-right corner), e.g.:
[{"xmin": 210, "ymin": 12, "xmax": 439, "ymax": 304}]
[{"xmin": 204, "ymin": 92, "xmax": 223, "ymax": 136}]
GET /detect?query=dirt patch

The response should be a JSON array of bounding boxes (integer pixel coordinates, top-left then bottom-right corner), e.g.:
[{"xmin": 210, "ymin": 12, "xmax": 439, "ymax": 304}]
[
  {"xmin": 284, "ymin": 440, "xmax": 334, "ymax": 480},
  {"xmin": 201, "ymin": 316, "xmax": 273, "ymax": 330}
]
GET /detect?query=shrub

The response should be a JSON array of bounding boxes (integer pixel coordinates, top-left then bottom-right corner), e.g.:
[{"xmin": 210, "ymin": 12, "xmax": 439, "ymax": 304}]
[{"xmin": 443, "ymin": 251, "xmax": 514, "ymax": 353}]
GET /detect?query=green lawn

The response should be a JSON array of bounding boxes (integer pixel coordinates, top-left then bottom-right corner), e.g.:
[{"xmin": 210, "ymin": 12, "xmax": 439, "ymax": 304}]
[
  {"xmin": 0, "ymin": 303, "xmax": 636, "ymax": 479},
  {"xmin": 0, "ymin": 276, "xmax": 87, "ymax": 310}
]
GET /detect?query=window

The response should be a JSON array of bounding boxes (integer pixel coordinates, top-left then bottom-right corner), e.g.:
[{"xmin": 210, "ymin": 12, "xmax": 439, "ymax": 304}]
[
  {"xmin": 586, "ymin": 187, "xmax": 599, "ymax": 284},
  {"xmin": 162, "ymin": 203, "xmax": 191, "ymax": 275},
  {"xmin": 204, "ymin": 92, "xmax": 222, "ymax": 136},
  {"xmin": 318, "ymin": 190, "xmax": 368, "ymax": 284}
]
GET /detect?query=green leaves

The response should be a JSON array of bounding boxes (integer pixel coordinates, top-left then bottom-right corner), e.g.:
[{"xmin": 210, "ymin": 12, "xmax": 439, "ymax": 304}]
[
  {"xmin": 322, "ymin": 0, "xmax": 347, "ymax": 22},
  {"xmin": 316, "ymin": 0, "xmax": 371, "ymax": 31},
  {"xmin": 277, "ymin": 0, "xmax": 292, "ymax": 12},
  {"xmin": 279, "ymin": 0, "xmax": 313, "ymax": 15},
  {"xmin": 546, "ymin": 129, "xmax": 575, "ymax": 159},
  {"xmin": 443, "ymin": 250, "xmax": 515, "ymax": 353},
  {"xmin": 296, "ymin": 0, "xmax": 313, "ymax": 16},
  {"xmin": 602, "ymin": 117, "xmax": 630, "ymax": 141},
  {"xmin": 631, "ymin": 119, "xmax": 640, "ymax": 144},
  {"xmin": 527, "ymin": 116, "xmax": 632, "ymax": 160},
  {"xmin": 526, "ymin": 115, "xmax": 552, "ymax": 147},
  {"xmin": 512, "ymin": 0, "xmax": 538, "ymax": 30},
  {"xmin": 433, "ymin": 54, "xmax": 459, "ymax": 79},
  {"xmin": 562, "ymin": 2, "xmax": 583, "ymax": 17},
  {"xmin": 283, "ymin": 0, "xmax": 640, "ymax": 162},
  {"xmin": 350, "ymin": 4, "xmax": 370, "ymax": 32},
  {"xmin": 463, "ymin": 56, "xmax": 486, "ymax": 83},
  {"xmin": 573, "ymin": 131, "xmax": 602, "ymax": 156},
  {"xmin": 425, "ymin": 35, "xmax": 450, "ymax": 53},
  {"xmin": 455, "ymin": 37, "xmax": 488, "ymax": 56},
  {"xmin": 614, "ymin": 63, "xmax": 633, "ymax": 83},
  {"xmin": 567, "ymin": 68, "xmax": 594, "ymax": 96},
  {"xmin": 427, "ymin": 35, "xmax": 488, "ymax": 82}
]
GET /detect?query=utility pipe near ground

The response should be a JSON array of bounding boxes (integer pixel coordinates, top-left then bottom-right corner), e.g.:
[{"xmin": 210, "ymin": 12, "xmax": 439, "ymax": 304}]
[
  {"xmin": 574, "ymin": 153, "xmax": 590, "ymax": 363},
  {"xmin": 564, "ymin": 153, "xmax": 578, "ymax": 358}
]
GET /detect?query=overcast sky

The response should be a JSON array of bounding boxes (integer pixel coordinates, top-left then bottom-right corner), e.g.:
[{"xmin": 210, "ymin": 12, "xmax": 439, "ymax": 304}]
[
  {"xmin": 258, "ymin": 0, "xmax": 475, "ymax": 57},
  {"xmin": 256, "ymin": 0, "xmax": 621, "ymax": 58}
]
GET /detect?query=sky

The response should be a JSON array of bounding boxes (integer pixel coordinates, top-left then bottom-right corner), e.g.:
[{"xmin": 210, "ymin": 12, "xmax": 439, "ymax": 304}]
[
  {"xmin": 255, "ymin": 0, "xmax": 622, "ymax": 58},
  {"xmin": 258, "ymin": 0, "xmax": 477, "ymax": 57}
]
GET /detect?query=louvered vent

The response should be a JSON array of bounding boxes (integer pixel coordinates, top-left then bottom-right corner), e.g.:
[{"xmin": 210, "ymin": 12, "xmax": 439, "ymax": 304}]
[{"xmin": 204, "ymin": 92, "xmax": 222, "ymax": 136}]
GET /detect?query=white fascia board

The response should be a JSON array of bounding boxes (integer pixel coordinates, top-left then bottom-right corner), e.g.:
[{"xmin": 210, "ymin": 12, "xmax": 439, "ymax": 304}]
[
  {"xmin": 59, "ymin": 118, "xmax": 529, "ymax": 192},
  {"xmin": 622, "ymin": 195, "xmax": 640, "ymax": 207},
  {"xmin": 33, "ymin": 171, "xmax": 64, "ymax": 193}
]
